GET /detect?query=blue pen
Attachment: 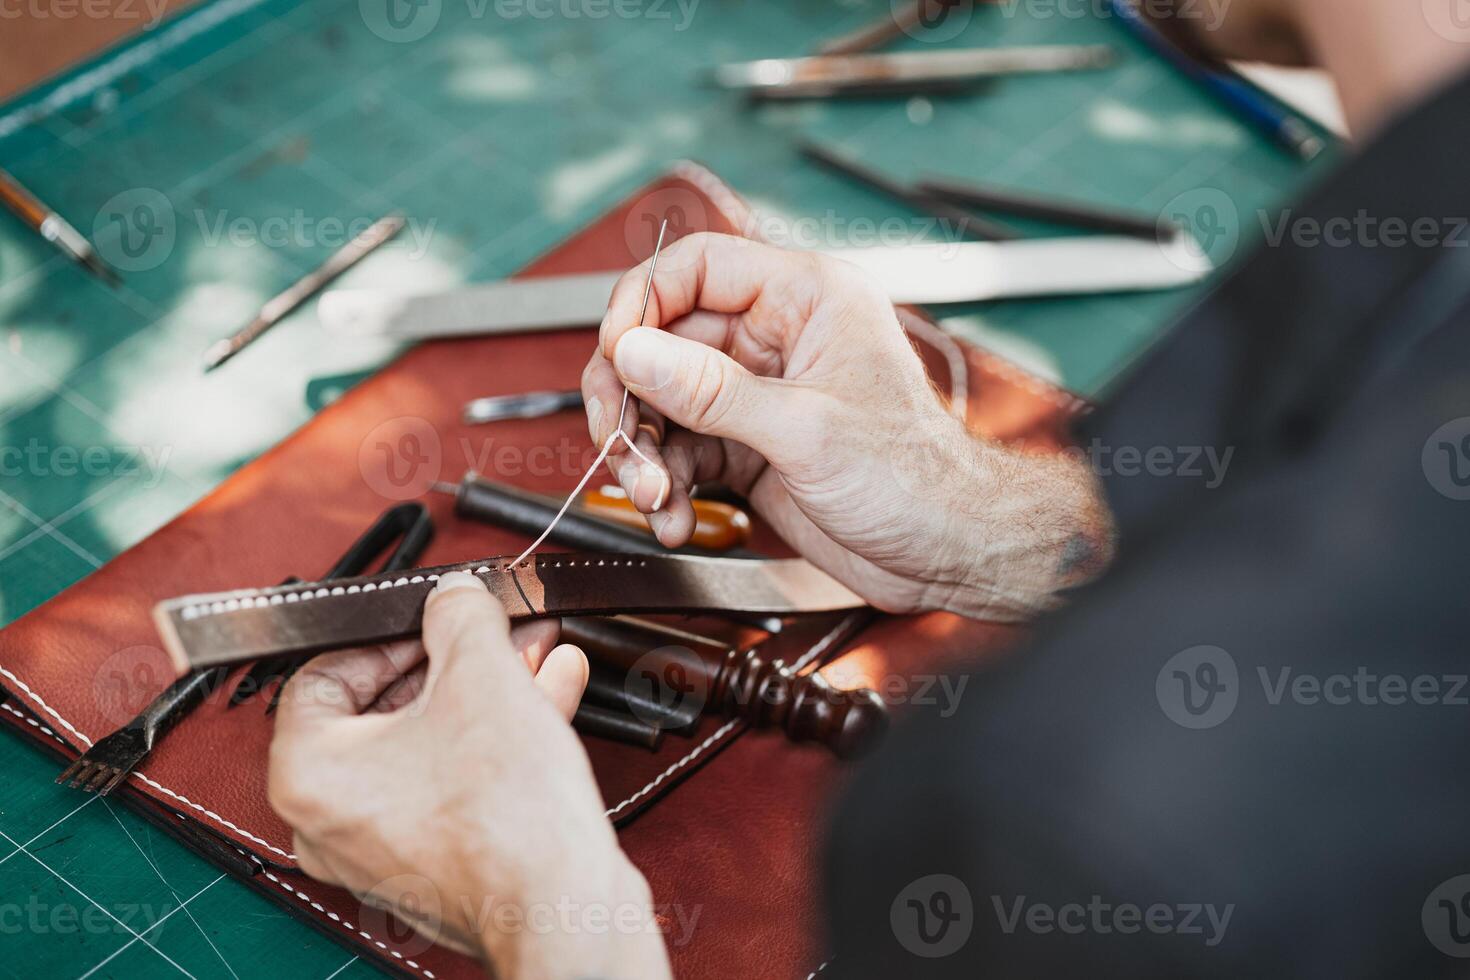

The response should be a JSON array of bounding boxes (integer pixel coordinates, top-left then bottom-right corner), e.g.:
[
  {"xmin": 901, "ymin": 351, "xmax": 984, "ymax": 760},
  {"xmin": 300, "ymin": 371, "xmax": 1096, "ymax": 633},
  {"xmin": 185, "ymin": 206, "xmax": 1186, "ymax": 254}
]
[{"xmin": 1106, "ymin": 0, "xmax": 1326, "ymax": 161}]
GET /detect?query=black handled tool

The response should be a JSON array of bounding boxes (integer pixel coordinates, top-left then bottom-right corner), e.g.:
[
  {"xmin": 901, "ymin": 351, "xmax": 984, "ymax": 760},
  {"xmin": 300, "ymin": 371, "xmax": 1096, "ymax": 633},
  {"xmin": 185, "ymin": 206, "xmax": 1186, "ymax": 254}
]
[
  {"xmin": 56, "ymin": 504, "xmax": 435, "ymax": 795},
  {"xmin": 230, "ymin": 501, "xmax": 435, "ymax": 709}
]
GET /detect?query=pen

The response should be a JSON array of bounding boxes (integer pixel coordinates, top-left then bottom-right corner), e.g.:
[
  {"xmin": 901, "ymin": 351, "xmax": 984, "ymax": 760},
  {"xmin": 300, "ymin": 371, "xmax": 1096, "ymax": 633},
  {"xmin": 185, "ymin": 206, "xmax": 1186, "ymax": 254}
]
[{"xmin": 1105, "ymin": 0, "xmax": 1325, "ymax": 161}]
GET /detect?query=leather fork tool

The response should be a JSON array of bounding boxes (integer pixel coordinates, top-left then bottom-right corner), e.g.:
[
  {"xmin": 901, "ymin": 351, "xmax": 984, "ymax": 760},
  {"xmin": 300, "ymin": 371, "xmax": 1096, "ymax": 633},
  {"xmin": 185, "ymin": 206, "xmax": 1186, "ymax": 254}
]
[{"xmin": 56, "ymin": 502, "xmax": 434, "ymax": 795}]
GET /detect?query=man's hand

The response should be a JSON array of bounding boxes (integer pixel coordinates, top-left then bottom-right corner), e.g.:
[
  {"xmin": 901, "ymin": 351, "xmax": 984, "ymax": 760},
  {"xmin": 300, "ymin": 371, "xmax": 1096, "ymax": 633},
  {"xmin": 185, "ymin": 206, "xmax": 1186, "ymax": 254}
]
[
  {"xmin": 268, "ymin": 572, "xmax": 672, "ymax": 979},
  {"xmin": 582, "ymin": 232, "xmax": 1113, "ymax": 620}
]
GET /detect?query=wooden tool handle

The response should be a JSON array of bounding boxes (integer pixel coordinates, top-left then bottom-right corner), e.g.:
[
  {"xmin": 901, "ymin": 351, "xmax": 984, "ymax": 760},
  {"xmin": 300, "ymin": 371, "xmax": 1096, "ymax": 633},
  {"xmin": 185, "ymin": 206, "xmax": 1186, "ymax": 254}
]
[
  {"xmin": 0, "ymin": 168, "xmax": 49, "ymax": 227},
  {"xmin": 562, "ymin": 616, "xmax": 888, "ymax": 758},
  {"xmin": 580, "ymin": 487, "xmax": 752, "ymax": 551}
]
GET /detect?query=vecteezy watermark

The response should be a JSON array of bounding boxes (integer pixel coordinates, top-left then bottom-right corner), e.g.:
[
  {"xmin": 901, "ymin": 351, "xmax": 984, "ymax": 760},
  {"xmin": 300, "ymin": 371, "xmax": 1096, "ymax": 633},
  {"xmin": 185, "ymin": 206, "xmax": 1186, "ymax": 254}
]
[
  {"xmin": 0, "ymin": 0, "xmax": 169, "ymax": 27},
  {"xmin": 1260, "ymin": 210, "xmax": 1470, "ymax": 250},
  {"xmin": 356, "ymin": 874, "xmax": 702, "ymax": 956},
  {"xmin": 0, "ymin": 896, "xmax": 177, "ymax": 936},
  {"xmin": 1156, "ymin": 645, "xmax": 1239, "ymax": 729},
  {"xmin": 360, "ymin": 0, "xmax": 699, "ymax": 43},
  {"xmin": 992, "ymin": 895, "xmax": 1234, "ymax": 947},
  {"xmin": 1422, "ymin": 417, "xmax": 1470, "ymax": 501},
  {"xmin": 1424, "ymin": 874, "xmax": 1470, "ymax": 958},
  {"xmin": 93, "ymin": 190, "xmax": 436, "ymax": 270},
  {"xmin": 891, "ymin": 875, "xmax": 974, "ymax": 958},
  {"xmin": 1422, "ymin": 0, "xmax": 1470, "ymax": 45},
  {"xmin": 1258, "ymin": 667, "xmax": 1469, "ymax": 709},
  {"xmin": 1063, "ymin": 440, "xmax": 1234, "ymax": 489},
  {"xmin": 1159, "ymin": 188, "xmax": 1242, "ymax": 271},
  {"xmin": 993, "ymin": 0, "xmax": 1233, "ymax": 32},
  {"xmin": 892, "ymin": 0, "xmax": 974, "ymax": 45},
  {"xmin": 1157, "ymin": 646, "xmax": 1469, "ymax": 730},
  {"xmin": 93, "ymin": 187, "xmax": 176, "ymax": 273},
  {"xmin": 0, "ymin": 438, "xmax": 171, "ymax": 487},
  {"xmin": 358, "ymin": 419, "xmax": 655, "ymax": 501},
  {"xmin": 195, "ymin": 210, "xmax": 437, "ymax": 259}
]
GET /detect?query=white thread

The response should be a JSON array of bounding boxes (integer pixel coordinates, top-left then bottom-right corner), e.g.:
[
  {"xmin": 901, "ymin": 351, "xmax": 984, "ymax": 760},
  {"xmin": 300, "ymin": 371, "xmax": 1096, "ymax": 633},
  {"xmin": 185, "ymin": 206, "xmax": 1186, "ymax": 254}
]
[
  {"xmin": 506, "ymin": 390, "xmax": 658, "ymax": 570},
  {"xmin": 260, "ymin": 870, "xmax": 438, "ymax": 979},
  {"xmin": 510, "ymin": 217, "xmax": 670, "ymax": 571}
]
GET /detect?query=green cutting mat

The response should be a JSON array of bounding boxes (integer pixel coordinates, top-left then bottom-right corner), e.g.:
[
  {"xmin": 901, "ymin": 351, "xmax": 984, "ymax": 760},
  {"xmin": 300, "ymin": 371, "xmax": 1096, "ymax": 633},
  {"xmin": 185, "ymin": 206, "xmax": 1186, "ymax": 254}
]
[{"xmin": 0, "ymin": 0, "xmax": 1328, "ymax": 975}]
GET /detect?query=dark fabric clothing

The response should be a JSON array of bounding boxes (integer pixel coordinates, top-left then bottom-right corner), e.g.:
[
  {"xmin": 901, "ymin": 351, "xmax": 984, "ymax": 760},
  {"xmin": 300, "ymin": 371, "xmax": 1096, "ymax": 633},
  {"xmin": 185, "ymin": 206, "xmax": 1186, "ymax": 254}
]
[{"xmin": 826, "ymin": 69, "xmax": 1470, "ymax": 979}]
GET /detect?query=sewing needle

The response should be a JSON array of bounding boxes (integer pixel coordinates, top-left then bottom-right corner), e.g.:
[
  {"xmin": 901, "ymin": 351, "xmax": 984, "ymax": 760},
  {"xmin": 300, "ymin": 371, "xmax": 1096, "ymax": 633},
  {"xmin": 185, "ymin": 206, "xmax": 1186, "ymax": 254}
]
[{"xmin": 616, "ymin": 217, "xmax": 669, "ymax": 431}]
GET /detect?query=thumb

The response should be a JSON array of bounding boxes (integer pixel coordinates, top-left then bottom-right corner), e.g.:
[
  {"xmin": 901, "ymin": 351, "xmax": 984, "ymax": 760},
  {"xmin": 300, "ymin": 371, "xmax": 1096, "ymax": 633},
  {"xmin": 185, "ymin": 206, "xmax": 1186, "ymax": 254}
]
[
  {"xmin": 419, "ymin": 571, "xmax": 521, "ymax": 690},
  {"xmin": 613, "ymin": 326, "xmax": 799, "ymax": 454}
]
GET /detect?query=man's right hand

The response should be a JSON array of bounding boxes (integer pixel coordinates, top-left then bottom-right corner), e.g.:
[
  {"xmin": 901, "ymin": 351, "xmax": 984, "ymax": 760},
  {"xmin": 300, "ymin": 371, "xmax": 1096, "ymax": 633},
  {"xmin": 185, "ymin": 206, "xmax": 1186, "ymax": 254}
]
[{"xmin": 581, "ymin": 233, "xmax": 1112, "ymax": 620}]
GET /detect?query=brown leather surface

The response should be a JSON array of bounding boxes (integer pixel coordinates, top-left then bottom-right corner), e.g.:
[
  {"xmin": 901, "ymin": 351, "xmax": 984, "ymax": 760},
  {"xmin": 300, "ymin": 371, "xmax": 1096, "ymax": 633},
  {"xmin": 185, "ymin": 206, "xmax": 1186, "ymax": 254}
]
[
  {"xmin": 0, "ymin": 0, "xmax": 205, "ymax": 101},
  {"xmin": 0, "ymin": 164, "xmax": 1083, "ymax": 979}
]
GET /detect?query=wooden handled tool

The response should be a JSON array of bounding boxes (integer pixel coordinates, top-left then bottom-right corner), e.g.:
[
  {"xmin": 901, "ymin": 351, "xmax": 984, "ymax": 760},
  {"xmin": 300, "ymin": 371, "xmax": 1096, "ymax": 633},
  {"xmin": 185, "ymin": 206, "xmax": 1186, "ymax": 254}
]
[
  {"xmin": 561, "ymin": 612, "xmax": 887, "ymax": 758},
  {"xmin": 578, "ymin": 486, "xmax": 752, "ymax": 552}
]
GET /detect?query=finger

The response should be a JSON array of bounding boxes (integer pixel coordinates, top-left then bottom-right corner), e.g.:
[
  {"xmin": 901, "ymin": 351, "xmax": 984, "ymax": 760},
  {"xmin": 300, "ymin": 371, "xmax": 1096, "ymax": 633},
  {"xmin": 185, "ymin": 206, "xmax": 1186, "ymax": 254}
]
[
  {"xmin": 371, "ymin": 661, "xmax": 428, "ymax": 712},
  {"xmin": 582, "ymin": 350, "xmax": 637, "ymax": 449},
  {"xmin": 292, "ymin": 835, "xmax": 343, "ymax": 885},
  {"xmin": 599, "ymin": 233, "xmax": 821, "ymax": 362},
  {"xmin": 606, "ymin": 423, "xmax": 673, "ymax": 514},
  {"xmin": 512, "ymin": 619, "xmax": 562, "ymax": 673},
  {"xmin": 612, "ymin": 327, "xmax": 822, "ymax": 462},
  {"xmin": 420, "ymin": 572, "xmax": 519, "ymax": 688},
  {"xmin": 534, "ymin": 643, "xmax": 589, "ymax": 722},
  {"xmin": 275, "ymin": 640, "xmax": 425, "ymax": 733}
]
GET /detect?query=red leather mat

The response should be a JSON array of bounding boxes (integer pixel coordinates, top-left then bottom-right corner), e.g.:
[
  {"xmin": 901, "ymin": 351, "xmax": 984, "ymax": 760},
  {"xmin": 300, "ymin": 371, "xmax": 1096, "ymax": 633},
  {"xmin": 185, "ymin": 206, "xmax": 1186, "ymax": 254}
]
[{"xmin": 0, "ymin": 163, "xmax": 1083, "ymax": 979}]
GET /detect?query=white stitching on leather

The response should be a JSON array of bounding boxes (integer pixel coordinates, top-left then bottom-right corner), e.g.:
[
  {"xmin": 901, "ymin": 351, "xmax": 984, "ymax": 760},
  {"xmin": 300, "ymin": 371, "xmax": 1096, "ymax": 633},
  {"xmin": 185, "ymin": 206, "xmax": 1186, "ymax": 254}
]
[
  {"xmin": 0, "ymin": 666, "xmax": 94, "ymax": 747},
  {"xmin": 1, "ymin": 700, "xmax": 68, "ymax": 747},
  {"xmin": 605, "ymin": 717, "xmax": 741, "ymax": 818},
  {"xmin": 175, "ymin": 557, "xmax": 650, "ymax": 621},
  {"xmin": 259, "ymin": 868, "xmax": 438, "ymax": 979},
  {"xmin": 806, "ymin": 958, "xmax": 832, "ymax": 979},
  {"xmin": 0, "ymin": 664, "xmax": 299, "ymax": 862}
]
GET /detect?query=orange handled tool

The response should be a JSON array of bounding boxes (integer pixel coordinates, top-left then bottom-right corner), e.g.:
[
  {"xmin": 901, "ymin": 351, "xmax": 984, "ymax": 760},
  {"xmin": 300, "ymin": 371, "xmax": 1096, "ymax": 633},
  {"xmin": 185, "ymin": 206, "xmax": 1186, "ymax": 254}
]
[{"xmin": 579, "ymin": 486, "xmax": 752, "ymax": 552}]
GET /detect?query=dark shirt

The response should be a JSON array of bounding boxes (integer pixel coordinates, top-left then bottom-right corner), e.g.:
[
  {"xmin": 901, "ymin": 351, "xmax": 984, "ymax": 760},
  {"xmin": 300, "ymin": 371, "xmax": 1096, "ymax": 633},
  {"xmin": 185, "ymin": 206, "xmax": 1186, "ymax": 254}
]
[{"xmin": 826, "ymin": 69, "xmax": 1470, "ymax": 979}]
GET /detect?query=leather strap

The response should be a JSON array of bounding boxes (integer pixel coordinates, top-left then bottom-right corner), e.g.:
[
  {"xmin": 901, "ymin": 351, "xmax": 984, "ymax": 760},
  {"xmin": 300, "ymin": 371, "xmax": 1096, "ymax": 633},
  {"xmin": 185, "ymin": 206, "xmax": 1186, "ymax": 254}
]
[{"xmin": 153, "ymin": 553, "xmax": 864, "ymax": 673}]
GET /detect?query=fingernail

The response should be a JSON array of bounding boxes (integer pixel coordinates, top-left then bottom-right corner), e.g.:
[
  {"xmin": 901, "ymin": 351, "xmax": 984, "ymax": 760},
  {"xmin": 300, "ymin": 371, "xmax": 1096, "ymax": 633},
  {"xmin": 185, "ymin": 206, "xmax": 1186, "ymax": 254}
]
[
  {"xmin": 648, "ymin": 509, "xmax": 671, "ymax": 540},
  {"xmin": 586, "ymin": 399, "xmax": 605, "ymax": 442},
  {"xmin": 433, "ymin": 571, "xmax": 485, "ymax": 596},
  {"xmin": 613, "ymin": 327, "xmax": 676, "ymax": 391},
  {"xmin": 635, "ymin": 463, "xmax": 670, "ymax": 511}
]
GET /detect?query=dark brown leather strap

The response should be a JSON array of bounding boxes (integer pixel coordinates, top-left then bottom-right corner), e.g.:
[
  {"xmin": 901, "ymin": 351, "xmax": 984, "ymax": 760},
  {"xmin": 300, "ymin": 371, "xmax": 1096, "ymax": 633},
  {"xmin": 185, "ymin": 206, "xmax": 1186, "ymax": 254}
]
[{"xmin": 153, "ymin": 553, "xmax": 863, "ymax": 673}]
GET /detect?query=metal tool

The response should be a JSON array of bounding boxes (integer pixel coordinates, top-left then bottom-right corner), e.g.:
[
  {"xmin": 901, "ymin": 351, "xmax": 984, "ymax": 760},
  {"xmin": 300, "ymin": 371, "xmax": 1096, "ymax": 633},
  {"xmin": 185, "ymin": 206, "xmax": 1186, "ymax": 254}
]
[
  {"xmin": 710, "ymin": 45, "xmax": 1116, "ymax": 99},
  {"xmin": 202, "ymin": 213, "xmax": 405, "ymax": 371},
  {"xmin": 55, "ymin": 504, "xmax": 433, "ymax": 795},
  {"xmin": 318, "ymin": 231, "xmax": 1208, "ymax": 341},
  {"xmin": 153, "ymin": 554, "xmax": 863, "ymax": 673},
  {"xmin": 228, "ymin": 502, "xmax": 435, "ymax": 710},
  {"xmin": 799, "ymin": 139, "xmax": 1020, "ymax": 242},
  {"xmin": 0, "ymin": 167, "xmax": 121, "ymax": 286},
  {"xmin": 916, "ymin": 174, "xmax": 1171, "ymax": 239},
  {"xmin": 814, "ymin": 0, "xmax": 969, "ymax": 56},
  {"xmin": 463, "ymin": 389, "xmax": 584, "ymax": 425}
]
